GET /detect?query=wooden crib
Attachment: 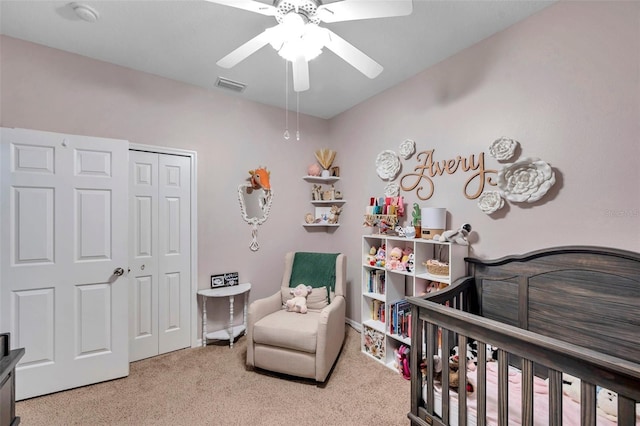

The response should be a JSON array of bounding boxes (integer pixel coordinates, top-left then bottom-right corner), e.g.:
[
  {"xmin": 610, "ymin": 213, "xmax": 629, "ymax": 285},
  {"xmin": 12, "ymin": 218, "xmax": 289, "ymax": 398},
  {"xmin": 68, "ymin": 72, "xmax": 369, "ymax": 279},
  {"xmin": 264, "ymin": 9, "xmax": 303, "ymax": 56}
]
[{"xmin": 407, "ymin": 246, "xmax": 640, "ymax": 426}]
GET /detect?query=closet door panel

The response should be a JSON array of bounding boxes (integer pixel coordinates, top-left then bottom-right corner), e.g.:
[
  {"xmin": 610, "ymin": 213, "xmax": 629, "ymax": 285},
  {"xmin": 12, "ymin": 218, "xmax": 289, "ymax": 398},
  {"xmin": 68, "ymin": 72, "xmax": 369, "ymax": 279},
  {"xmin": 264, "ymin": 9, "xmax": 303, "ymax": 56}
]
[{"xmin": 129, "ymin": 151, "xmax": 159, "ymax": 362}]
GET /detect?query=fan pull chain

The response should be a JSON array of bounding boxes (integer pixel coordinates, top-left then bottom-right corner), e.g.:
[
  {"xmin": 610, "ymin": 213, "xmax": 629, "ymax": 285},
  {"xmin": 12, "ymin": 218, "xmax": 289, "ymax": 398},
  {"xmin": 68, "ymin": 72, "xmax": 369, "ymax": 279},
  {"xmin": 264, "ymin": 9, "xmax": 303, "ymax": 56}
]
[
  {"xmin": 283, "ymin": 60, "xmax": 290, "ymax": 140},
  {"xmin": 296, "ymin": 92, "xmax": 300, "ymax": 141}
]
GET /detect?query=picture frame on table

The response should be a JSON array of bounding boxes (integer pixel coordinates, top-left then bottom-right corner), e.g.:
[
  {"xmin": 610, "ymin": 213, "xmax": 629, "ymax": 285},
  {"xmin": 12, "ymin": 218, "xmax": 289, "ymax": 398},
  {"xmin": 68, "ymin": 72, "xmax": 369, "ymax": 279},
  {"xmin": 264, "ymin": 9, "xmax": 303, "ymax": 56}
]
[
  {"xmin": 211, "ymin": 274, "xmax": 225, "ymax": 288},
  {"xmin": 224, "ymin": 272, "xmax": 239, "ymax": 286}
]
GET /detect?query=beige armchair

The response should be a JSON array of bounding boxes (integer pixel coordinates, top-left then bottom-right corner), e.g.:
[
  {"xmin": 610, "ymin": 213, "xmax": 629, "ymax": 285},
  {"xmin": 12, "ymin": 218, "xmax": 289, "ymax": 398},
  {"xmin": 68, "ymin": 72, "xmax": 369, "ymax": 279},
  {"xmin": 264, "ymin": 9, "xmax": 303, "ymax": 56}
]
[{"xmin": 246, "ymin": 252, "xmax": 346, "ymax": 382}]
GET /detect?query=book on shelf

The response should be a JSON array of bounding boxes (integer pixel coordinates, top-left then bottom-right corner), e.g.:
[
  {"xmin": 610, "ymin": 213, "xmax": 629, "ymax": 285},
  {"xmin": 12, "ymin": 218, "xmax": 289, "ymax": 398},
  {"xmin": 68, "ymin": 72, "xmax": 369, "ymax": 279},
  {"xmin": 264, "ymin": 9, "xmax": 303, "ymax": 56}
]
[
  {"xmin": 371, "ymin": 299, "xmax": 385, "ymax": 323},
  {"xmin": 389, "ymin": 300, "xmax": 411, "ymax": 338},
  {"xmin": 367, "ymin": 269, "xmax": 385, "ymax": 294}
]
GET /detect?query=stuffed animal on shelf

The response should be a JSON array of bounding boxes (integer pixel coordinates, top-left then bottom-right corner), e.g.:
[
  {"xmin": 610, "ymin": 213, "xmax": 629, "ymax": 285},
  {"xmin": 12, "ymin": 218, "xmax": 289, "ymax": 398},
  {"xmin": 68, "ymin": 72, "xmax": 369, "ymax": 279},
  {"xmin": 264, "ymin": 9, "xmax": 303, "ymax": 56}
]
[
  {"xmin": 387, "ymin": 247, "xmax": 404, "ymax": 271},
  {"xmin": 367, "ymin": 246, "xmax": 377, "ymax": 266},
  {"xmin": 401, "ymin": 247, "xmax": 414, "ymax": 272},
  {"xmin": 285, "ymin": 284, "xmax": 313, "ymax": 314},
  {"xmin": 438, "ymin": 223, "xmax": 472, "ymax": 245},
  {"xmin": 375, "ymin": 245, "xmax": 386, "ymax": 267}
]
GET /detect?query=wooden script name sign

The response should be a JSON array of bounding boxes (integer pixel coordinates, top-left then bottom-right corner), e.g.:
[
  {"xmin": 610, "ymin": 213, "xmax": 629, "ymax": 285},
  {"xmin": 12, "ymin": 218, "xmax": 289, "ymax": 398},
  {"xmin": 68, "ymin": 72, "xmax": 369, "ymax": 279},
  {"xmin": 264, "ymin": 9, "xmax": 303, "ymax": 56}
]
[{"xmin": 400, "ymin": 150, "xmax": 497, "ymax": 201}]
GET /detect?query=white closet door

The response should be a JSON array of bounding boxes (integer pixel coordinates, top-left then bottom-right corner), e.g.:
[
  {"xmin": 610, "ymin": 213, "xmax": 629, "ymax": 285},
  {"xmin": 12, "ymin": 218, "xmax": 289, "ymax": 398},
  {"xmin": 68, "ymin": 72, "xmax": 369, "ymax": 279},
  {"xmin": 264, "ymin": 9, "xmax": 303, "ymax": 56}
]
[
  {"xmin": 129, "ymin": 151, "xmax": 159, "ymax": 361},
  {"xmin": 0, "ymin": 127, "xmax": 129, "ymax": 400},
  {"xmin": 129, "ymin": 151, "xmax": 191, "ymax": 361}
]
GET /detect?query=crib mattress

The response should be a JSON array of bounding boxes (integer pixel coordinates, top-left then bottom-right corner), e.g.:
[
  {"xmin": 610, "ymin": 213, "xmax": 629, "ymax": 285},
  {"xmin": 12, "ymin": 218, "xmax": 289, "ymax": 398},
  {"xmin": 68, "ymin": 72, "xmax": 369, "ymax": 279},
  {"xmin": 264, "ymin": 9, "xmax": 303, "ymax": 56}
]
[{"xmin": 423, "ymin": 362, "xmax": 639, "ymax": 426}]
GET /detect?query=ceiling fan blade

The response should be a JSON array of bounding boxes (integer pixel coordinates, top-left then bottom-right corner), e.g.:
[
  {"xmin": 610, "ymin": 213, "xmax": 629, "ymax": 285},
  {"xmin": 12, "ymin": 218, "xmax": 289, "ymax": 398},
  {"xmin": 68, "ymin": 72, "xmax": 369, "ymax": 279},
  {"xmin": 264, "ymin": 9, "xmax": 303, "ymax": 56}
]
[
  {"xmin": 318, "ymin": 0, "xmax": 413, "ymax": 23},
  {"xmin": 324, "ymin": 29, "xmax": 383, "ymax": 79},
  {"xmin": 216, "ymin": 27, "xmax": 276, "ymax": 68},
  {"xmin": 204, "ymin": 0, "xmax": 277, "ymax": 17},
  {"xmin": 292, "ymin": 57, "xmax": 310, "ymax": 92}
]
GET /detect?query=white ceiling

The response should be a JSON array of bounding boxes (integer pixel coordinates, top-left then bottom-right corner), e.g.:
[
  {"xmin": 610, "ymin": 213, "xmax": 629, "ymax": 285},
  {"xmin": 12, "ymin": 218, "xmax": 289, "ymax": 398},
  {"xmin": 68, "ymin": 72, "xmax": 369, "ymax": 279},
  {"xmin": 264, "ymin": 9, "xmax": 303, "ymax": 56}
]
[{"xmin": 0, "ymin": 0, "xmax": 555, "ymax": 119}]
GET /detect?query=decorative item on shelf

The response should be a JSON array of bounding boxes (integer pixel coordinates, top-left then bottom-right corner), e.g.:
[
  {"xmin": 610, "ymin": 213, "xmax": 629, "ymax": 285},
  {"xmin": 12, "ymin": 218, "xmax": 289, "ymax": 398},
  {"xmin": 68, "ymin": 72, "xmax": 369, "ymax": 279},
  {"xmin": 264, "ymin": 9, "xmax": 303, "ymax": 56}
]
[
  {"xmin": 315, "ymin": 148, "xmax": 336, "ymax": 178},
  {"xmin": 327, "ymin": 205, "xmax": 342, "ymax": 224},
  {"xmin": 322, "ymin": 186, "xmax": 335, "ymax": 200},
  {"xmin": 330, "ymin": 166, "xmax": 340, "ymax": 177},
  {"xmin": 314, "ymin": 206, "xmax": 331, "ymax": 223},
  {"xmin": 366, "ymin": 246, "xmax": 377, "ymax": 266},
  {"xmin": 423, "ymin": 259, "xmax": 449, "ymax": 276},
  {"xmin": 489, "ymin": 137, "xmax": 519, "ymax": 161},
  {"xmin": 401, "ymin": 247, "xmax": 414, "ymax": 272},
  {"xmin": 304, "ymin": 213, "xmax": 314, "ymax": 224},
  {"xmin": 307, "ymin": 163, "xmax": 322, "ymax": 177},
  {"xmin": 411, "ymin": 203, "xmax": 421, "ymax": 238},
  {"xmin": 395, "ymin": 225, "xmax": 416, "ymax": 239},
  {"xmin": 437, "ymin": 224, "xmax": 472, "ymax": 245},
  {"xmin": 334, "ymin": 190, "xmax": 343, "ymax": 200},
  {"xmin": 311, "ymin": 184, "xmax": 322, "ymax": 201},
  {"xmin": 375, "ymin": 245, "xmax": 386, "ymax": 268},
  {"xmin": 421, "ymin": 207, "xmax": 446, "ymax": 240},
  {"xmin": 497, "ymin": 157, "xmax": 556, "ymax": 203},
  {"xmin": 363, "ymin": 214, "xmax": 398, "ymax": 232},
  {"xmin": 386, "ymin": 247, "xmax": 405, "ymax": 271},
  {"xmin": 424, "ymin": 281, "xmax": 448, "ymax": 294},
  {"xmin": 376, "ymin": 150, "xmax": 401, "ymax": 180}
]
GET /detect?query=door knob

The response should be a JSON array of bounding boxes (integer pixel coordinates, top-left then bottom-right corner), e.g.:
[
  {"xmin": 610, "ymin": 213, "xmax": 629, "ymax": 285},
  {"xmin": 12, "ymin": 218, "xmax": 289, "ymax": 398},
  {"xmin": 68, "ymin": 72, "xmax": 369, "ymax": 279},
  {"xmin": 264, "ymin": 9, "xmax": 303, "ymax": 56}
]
[{"xmin": 113, "ymin": 267, "xmax": 125, "ymax": 276}]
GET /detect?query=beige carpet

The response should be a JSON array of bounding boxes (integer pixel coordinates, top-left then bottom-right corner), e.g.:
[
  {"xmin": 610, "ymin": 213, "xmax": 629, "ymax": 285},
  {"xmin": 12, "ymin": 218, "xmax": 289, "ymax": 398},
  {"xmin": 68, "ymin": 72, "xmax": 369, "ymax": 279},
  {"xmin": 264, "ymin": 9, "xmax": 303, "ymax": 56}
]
[{"xmin": 17, "ymin": 326, "xmax": 410, "ymax": 425}]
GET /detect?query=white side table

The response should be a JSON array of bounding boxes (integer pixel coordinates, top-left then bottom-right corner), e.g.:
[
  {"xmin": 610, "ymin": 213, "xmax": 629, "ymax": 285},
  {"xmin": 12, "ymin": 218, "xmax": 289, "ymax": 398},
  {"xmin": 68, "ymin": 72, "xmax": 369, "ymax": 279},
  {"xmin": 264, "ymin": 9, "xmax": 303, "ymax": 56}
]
[{"xmin": 198, "ymin": 283, "xmax": 251, "ymax": 348}]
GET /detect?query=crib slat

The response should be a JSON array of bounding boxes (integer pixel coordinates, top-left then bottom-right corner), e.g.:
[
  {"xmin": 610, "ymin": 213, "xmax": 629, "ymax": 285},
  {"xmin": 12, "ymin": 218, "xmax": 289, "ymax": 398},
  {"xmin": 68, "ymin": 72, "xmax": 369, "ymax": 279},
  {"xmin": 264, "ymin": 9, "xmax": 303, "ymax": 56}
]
[
  {"xmin": 547, "ymin": 369, "xmax": 563, "ymax": 426},
  {"xmin": 425, "ymin": 323, "xmax": 436, "ymax": 416},
  {"xmin": 580, "ymin": 381, "xmax": 597, "ymax": 426},
  {"xmin": 521, "ymin": 359, "xmax": 533, "ymax": 426},
  {"xmin": 477, "ymin": 342, "xmax": 487, "ymax": 426},
  {"xmin": 442, "ymin": 329, "xmax": 450, "ymax": 425},
  {"xmin": 618, "ymin": 395, "xmax": 636, "ymax": 426},
  {"xmin": 497, "ymin": 349, "xmax": 509, "ymax": 426},
  {"xmin": 458, "ymin": 335, "xmax": 468, "ymax": 426}
]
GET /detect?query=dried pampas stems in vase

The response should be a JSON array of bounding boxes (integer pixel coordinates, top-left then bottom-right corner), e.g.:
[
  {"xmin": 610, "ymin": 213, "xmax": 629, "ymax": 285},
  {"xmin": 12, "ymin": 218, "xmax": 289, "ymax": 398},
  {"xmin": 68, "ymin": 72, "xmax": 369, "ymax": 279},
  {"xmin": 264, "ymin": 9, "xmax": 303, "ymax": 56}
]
[{"xmin": 315, "ymin": 149, "xmax": 336, "ymax": 178}]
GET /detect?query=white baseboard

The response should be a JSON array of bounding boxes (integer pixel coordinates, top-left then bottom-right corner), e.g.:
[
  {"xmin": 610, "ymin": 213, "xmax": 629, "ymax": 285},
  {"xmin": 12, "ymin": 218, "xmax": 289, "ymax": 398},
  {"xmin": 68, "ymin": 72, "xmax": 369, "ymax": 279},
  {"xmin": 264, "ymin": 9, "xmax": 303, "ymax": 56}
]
[{"xmin": 345, "ymin": 318, "xmax": 361, "ymax": 332}]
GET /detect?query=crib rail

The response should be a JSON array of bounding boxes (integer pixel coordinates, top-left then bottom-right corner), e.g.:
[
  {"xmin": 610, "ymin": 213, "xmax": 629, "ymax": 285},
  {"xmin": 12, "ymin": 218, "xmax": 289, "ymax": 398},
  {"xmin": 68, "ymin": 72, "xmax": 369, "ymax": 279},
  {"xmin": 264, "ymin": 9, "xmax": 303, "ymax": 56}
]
[{"xmin": 407, "ymin": 294, "xmax": 640, "ymax": 426}]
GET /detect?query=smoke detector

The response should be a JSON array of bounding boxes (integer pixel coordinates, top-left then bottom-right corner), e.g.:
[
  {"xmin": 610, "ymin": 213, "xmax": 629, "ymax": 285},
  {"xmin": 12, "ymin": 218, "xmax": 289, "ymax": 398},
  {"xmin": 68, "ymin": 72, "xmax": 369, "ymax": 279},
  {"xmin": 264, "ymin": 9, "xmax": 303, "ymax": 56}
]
[{"xmin": 69, "ymin": 2, "xmax": 99, "ymax": 23}]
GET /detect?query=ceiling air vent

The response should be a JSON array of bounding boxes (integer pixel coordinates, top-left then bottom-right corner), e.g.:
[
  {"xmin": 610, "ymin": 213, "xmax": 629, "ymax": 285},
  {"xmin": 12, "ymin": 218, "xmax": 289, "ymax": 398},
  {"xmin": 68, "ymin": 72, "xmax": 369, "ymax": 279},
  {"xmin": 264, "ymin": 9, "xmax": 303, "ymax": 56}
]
[{"xmin": 215, "ymin": 77, "xmax": 247, "ymax": 93}]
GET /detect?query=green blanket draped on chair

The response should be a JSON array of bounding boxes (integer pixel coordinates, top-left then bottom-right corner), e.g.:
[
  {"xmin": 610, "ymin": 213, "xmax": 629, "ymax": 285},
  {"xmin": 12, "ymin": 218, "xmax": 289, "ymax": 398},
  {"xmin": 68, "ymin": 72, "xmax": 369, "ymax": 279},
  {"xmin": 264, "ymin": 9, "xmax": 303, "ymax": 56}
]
[{"xmin": 289, "ymin": 252, "xmax": 339, "ymax": 292}]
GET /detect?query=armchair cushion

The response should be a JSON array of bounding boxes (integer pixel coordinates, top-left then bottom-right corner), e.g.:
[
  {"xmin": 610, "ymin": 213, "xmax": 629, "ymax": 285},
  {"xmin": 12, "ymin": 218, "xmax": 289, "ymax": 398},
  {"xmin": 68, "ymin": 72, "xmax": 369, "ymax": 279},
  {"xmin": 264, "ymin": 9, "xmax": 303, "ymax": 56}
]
[
  {"xmin": 253, "ymin": 310, "xmax": 320, "ymax": 353},
  {"xmin": 289, "ymin": 252, "xmax": 339, "ymax": 292}
]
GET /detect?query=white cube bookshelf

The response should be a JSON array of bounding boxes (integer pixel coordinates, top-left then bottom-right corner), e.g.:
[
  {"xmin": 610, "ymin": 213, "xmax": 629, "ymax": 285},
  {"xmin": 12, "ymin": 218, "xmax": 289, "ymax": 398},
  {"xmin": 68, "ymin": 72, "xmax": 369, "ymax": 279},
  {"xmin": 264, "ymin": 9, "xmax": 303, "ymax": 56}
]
[{"xmin": 361, "ymin": 234, "xmax": 468, "ymax": 372}]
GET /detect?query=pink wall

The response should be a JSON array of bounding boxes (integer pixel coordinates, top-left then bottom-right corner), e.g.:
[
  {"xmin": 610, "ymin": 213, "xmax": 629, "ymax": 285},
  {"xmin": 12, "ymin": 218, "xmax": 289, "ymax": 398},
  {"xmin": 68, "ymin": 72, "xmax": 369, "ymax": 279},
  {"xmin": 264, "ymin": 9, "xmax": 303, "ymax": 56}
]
[
  {"xmin": 0, "ymin": 35, "xmax": 334, "ymax": 327},
  {"xmin": 1, "ymin": 1, "xmax": 639, "ymax": 327},
  {"xmin": 329, "ymin": 1, "xmax": 640, "ymax": 320}
]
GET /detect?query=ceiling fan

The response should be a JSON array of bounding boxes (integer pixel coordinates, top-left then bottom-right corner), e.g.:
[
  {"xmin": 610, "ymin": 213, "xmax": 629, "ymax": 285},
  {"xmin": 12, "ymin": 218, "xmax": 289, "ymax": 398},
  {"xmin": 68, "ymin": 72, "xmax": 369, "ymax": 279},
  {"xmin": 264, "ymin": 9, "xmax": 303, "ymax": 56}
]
[{"xmin": 207, "ymin": 0, "xmax": 413, "ymax": 92}]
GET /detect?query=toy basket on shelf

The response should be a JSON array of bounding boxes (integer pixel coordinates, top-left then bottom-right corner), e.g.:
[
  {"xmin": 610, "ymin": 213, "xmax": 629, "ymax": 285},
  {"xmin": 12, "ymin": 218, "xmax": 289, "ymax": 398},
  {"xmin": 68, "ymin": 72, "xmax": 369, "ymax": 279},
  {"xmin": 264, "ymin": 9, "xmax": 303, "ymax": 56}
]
[{"xmin": 423, "ymin": 259, "xmax": 449, "ymax": 276}]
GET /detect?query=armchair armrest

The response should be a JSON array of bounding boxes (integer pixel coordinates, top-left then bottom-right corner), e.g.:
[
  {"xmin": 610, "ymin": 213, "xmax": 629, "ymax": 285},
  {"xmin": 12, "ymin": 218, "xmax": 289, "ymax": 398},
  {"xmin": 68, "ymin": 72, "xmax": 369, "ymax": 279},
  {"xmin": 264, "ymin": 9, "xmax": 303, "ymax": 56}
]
[
  {"xmin": 246, "ymin": 291, "xmax": 282, "ymax": 367},
  {"xmin": 315, "ymin": 295, "xmax": 346, "ymax": 381}
]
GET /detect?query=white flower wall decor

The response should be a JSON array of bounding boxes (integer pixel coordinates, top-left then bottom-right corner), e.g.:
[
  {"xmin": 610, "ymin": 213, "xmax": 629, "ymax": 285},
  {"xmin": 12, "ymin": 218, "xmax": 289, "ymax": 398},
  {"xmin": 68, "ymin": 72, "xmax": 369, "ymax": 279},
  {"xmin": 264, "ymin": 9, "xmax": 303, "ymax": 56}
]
[
  {"xmin": 489, "ymin": 137, "xmax": 519, "ymax": 161},
  {"xmin": 384, "ymin": 182, "xmax": 400, "ymax": 197},
  {"xmin": 477, "ymin": 191, "xmax": 505, "ymax": 214},
  {"xmin": 375, "ymin": 150, "xmax": 401, "ymax": 181},
  {"xmin": 398, "ymin": 139, "xmax": 416, "ymax": 159},
  {"xmin": 497, "ymin": 157, "xmax": 556, "ymax": 203}
]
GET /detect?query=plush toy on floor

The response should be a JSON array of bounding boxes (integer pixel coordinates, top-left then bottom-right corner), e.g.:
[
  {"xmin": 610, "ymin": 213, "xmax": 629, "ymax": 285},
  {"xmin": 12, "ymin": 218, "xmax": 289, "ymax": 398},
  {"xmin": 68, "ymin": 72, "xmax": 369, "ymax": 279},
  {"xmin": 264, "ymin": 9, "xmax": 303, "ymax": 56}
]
[
  {"xmin": 285, "ymin": 284, "xmax": 313, "ymax": 314},
  {"xmin": 438, "ymin": 223, "xmax": 472, "ymax": 245}
]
